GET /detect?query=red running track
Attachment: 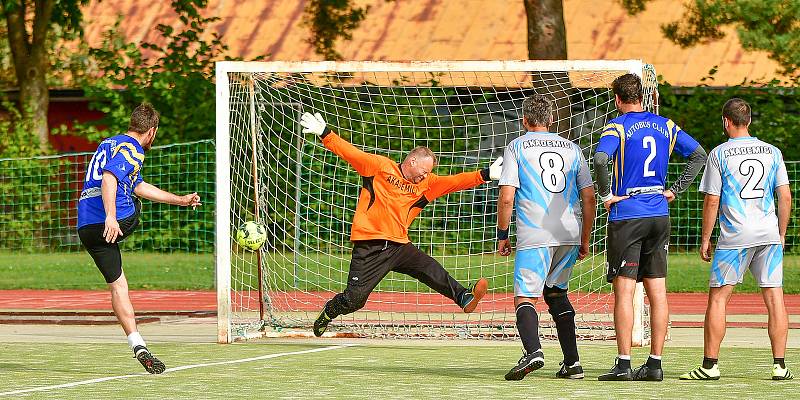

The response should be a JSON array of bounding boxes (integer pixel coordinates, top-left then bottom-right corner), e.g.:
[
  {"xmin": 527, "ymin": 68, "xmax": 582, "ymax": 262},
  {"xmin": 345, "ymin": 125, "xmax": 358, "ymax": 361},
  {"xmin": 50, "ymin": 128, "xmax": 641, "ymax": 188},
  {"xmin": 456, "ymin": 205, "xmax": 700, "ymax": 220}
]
[{"xmin": 0, "ymin": 290, "xmax": 799, "ymax": 315}]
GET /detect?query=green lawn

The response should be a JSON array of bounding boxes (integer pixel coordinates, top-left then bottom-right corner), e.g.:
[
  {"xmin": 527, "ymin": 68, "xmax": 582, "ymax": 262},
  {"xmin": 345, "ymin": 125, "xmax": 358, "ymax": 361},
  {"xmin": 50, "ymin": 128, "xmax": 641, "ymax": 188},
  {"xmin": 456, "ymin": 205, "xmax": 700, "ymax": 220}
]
[
  {"xmin": 1, "ymin": 251, "xmax": 798, "ymax": 293},
  {"xmin": 1, "ymin": 342, "xmax": 797, "ymax": 399}
]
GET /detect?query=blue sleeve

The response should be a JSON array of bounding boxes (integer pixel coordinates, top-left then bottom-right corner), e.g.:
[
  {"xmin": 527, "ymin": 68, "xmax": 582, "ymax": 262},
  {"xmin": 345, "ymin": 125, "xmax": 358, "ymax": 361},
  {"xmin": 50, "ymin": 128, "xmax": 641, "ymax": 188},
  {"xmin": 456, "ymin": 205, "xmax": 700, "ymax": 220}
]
[
  {"xmin": 596, "ymin": 122, "xmax": 621, "ymax": 156},
  {"xmin": 672, "ymin": 128, "xmax": 700, "ymax": 158},
  {"xmin": 596, "ymin": 134, "xmax": 620, "ymax": 157}
]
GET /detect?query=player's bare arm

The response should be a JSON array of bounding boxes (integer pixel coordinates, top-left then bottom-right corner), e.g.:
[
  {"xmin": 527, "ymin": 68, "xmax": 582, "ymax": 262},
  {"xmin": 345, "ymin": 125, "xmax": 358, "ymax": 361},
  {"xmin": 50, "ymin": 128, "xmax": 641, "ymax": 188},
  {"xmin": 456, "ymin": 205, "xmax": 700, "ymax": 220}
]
[
  {"xmin": 777, "ymin": 184, "xmax": 791, "ymax": 245},
  {"xmin": 134, "ymin": 182, "xmax": 201, "ymax": 208},
  {"xmin": 497, "ymin": 185, "xmax": 515, "ymax": 257},
  {"xmin": 579, "ymin": 186, "xmax": 596, "ymax": 260},
  {"xmin": 700, "ymin": 193, "xmax": 720, "ymax": 262},
  {"xmin": 101, "ymin": 171, "xmax": 123, "ymax": 243}
]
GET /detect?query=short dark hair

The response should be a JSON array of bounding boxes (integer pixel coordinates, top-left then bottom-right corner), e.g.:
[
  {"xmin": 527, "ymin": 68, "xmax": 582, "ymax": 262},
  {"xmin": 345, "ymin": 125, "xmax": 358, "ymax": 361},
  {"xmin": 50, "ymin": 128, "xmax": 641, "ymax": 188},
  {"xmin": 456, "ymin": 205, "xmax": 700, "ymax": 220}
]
[
  {"xmin": 406, "ymin": 146, "xmax": 437, "ymax": 167},
  {"xmin": 128, "ymin": 103, "xmax": 160, "ymax": 134},
  {"xmin": 521, "ymin": 94, "xmax": 554, "ymax": 128},
  {"xmin": 612, "ymin": 73, "xmax": 643, "ymax": 104},
  {"xmin": 722, "ymin": 98, "xmax": 751, "ymax": 127}
]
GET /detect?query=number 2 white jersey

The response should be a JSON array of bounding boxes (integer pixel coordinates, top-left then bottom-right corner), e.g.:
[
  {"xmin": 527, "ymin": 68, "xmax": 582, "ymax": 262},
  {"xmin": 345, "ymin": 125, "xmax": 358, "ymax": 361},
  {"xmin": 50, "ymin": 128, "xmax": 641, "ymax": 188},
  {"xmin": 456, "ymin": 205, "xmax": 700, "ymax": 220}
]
[
  {"xmin": 699, "ymin": 137, "xmax": 789, "ymax": 249},
  {"xmin": 499, "ymin": 132, "xmax": 593, "ymax": 249}
]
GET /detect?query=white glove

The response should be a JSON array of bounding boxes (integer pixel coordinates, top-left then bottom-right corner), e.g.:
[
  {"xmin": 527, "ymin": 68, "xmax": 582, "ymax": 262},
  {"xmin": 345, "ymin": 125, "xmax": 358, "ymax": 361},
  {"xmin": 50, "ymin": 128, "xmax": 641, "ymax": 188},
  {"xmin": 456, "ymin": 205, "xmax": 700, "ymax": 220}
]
[
  {"xmin": 489, "ymin": 156, "xmax": 503, "ymax": 181},
  {"xmin": 299, "ymin": 112, "xmax": 327, "ymax": 136}
]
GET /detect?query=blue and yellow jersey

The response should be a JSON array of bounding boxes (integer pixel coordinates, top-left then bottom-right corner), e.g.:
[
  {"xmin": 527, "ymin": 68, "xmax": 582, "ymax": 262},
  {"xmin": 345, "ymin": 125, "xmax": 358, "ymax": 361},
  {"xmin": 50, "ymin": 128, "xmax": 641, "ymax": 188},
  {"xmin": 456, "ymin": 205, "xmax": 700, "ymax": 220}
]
[
  {"xmin": 77, "ymin": 135, "xmax": 145, "ymax": 228},
  {"xmin": 595, "ymin": 111, "xmax": 700, "ymax": 221}
]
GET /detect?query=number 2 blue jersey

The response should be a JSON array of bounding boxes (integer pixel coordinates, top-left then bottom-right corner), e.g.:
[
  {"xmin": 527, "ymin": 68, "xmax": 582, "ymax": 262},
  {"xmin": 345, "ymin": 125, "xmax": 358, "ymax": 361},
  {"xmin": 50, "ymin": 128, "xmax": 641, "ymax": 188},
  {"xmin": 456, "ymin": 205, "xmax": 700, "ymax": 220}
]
[
  {"xmin": 595, "ymin": 111, "xmax": 700, "ymax": 222},
  {"xmin": 77, "ymin": 135, "xmax": 145, "ymax": 228}
]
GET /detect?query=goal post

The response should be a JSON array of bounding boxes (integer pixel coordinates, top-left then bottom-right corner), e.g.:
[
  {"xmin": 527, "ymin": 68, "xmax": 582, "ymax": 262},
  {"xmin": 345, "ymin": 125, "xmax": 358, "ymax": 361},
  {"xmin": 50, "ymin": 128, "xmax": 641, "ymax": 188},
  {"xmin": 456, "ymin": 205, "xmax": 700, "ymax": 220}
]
[{"xmin": 215, "ymin": 60, "xmax": 655, "ymax": 344}]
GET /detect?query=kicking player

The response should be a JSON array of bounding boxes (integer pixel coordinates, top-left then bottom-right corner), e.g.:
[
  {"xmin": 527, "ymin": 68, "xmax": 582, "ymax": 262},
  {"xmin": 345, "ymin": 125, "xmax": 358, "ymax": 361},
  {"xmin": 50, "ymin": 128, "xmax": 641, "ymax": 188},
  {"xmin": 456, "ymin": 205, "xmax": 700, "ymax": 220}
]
[
  {"xmin": 681, "ymin": 98, "xmax": 793, "ymax": 381},
  {"xmin": 594, "ymin": 73, "xmax": 707, "ymax": 381},
  {"xmin": 77, "ymin": 103, "xmax": 201, "ymax": 374},
  {"xmin": 298, "ymin": 112, "xmax": 503, "ymax": 337},
  {"xmin": 497, "ymin": 94, "xmax": 596, "ymax": 380}
]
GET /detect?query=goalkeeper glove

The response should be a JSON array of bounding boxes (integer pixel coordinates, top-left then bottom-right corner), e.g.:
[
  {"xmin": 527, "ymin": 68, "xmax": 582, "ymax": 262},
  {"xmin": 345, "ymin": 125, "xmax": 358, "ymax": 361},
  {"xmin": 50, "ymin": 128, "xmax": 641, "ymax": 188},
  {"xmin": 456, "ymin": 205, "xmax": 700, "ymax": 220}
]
[
  {"xmin": 489, "ymin": 156, "xmax": 504, "ymax": 181},
  {"xmin": 299, "ymin": 112, "xmax": 328, "ymax": 137}
]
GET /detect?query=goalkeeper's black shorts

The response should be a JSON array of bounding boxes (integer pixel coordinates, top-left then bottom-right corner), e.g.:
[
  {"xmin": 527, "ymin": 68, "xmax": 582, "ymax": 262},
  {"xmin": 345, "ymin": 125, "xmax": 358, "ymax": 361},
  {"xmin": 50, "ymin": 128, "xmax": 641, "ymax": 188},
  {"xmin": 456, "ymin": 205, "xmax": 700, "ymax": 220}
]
[{"xmin": 78, "ymin": 198, "xmax": 141, "ymax": 283}]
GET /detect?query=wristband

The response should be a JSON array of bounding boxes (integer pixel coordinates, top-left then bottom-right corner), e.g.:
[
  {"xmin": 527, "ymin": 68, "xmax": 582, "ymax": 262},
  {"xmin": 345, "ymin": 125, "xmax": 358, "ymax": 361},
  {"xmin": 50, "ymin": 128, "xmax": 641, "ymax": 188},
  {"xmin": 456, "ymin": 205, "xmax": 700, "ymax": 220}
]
[
  {"xmin": 497, "ymin": 227, "xmax": 509, "ymax": 240},
  {"xmin": 599, "ymin": 192, "xmax": 614, "ymax": 203}
]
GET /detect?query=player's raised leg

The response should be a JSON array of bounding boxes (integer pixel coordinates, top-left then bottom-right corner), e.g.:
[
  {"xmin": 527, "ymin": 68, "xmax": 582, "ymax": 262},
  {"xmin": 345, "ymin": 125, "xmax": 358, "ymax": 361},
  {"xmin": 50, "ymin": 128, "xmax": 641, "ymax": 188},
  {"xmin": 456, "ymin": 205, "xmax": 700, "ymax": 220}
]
[{"xmin": 392, "ymin": 243, "xmax": 488, "ymax": 313}]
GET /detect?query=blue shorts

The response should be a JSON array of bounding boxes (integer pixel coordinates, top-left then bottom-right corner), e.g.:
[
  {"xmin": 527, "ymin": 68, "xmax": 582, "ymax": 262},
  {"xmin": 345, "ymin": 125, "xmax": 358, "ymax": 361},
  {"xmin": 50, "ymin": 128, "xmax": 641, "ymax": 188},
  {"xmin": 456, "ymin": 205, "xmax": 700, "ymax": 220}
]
[
  {"xmin": 514, "ymin": 245, "xmax": 579, "ymax": 297},
  {"xmin": 710, "ymin": 244, "xmax": 783, "ymax": 288}
]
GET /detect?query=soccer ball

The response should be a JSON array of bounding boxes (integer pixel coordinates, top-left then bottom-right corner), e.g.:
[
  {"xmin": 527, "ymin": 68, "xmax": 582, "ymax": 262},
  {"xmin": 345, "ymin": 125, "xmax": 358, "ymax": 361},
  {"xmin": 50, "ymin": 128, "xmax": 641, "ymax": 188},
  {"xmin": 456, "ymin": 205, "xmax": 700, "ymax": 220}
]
[{"xmin": 235, "ymin": 221, "xmax": 267, "ymax": 251}]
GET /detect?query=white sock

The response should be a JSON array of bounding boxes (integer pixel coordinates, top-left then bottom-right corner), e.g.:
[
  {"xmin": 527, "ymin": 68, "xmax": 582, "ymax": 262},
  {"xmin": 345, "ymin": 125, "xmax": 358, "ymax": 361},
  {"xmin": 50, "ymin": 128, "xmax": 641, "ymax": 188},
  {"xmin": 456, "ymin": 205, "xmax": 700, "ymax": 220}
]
[
  {"xmin": 649, "ymin": 354, "xmax": 662, "ymax": 360},
  {"xmin": 618, "ymin": 354, "xmax": 631, "ymax": 360},
  {"xmin": 127, "ymin": 332, "xmax": 146, "ymax": 352}
]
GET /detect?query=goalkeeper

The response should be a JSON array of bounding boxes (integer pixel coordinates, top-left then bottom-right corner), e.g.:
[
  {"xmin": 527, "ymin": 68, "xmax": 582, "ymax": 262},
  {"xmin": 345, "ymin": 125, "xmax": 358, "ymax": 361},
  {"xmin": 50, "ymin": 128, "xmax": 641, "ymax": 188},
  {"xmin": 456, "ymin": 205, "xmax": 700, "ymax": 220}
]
[{"xmin": 299, "ymin": 112, "xmax": 503, "ymax": 337}]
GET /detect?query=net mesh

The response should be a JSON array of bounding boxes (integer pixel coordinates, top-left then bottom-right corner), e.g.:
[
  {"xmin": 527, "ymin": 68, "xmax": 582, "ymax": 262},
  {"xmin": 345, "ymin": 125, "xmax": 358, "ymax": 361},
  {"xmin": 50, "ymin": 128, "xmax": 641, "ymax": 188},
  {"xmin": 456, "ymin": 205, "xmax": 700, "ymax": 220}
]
[{"xmin": 223, "ymin": 62, "xmax": 658, "ymax": 340}]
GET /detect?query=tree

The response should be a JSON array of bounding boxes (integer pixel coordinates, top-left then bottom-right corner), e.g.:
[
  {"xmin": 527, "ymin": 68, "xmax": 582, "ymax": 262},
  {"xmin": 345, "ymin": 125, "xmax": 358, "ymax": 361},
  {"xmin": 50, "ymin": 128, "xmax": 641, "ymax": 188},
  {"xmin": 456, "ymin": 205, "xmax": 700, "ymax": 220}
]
[
  {"xmin": 1, "ymin": 0, "xmax": 88, "ymax": 153},
  {"xmin": 623, "ymin": 0, "xmax": 800, "ymax": 79},
  {"xmin": 74, "ymin": 0, "xmax": 238, "ymax": 143},
  {"xmin": 524, "ymin": 0, "xmax": 567, "ymax": 59}
]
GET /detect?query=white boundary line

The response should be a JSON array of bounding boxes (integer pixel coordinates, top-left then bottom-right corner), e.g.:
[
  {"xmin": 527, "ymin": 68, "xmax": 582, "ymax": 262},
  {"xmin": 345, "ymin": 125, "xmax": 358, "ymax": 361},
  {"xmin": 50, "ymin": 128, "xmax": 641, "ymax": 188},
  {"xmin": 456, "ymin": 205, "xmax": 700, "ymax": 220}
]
[{"xmin": 0, "ymin": 344, "xmax": 357, "ymax": 397}]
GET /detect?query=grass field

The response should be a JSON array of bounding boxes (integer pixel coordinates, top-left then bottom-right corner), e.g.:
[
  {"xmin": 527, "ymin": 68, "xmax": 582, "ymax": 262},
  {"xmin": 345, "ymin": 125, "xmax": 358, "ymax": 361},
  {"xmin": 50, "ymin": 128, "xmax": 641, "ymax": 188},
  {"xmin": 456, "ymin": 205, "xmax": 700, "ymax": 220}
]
[
  {"xmin": 2, "ymin": 341, "xmax": 797, "ymax": 399},
  {"xmin": 1, "ymin": 251, "xmax": 799, "ymax": 293}
]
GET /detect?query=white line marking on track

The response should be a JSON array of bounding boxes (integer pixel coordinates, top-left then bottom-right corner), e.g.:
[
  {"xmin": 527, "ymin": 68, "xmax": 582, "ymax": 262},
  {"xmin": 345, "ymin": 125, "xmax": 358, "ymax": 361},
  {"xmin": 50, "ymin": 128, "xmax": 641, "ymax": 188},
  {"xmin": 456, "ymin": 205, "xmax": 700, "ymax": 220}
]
[{"xmin": 0, "ymin": 344, "xmax": 357, "ymax": 397}]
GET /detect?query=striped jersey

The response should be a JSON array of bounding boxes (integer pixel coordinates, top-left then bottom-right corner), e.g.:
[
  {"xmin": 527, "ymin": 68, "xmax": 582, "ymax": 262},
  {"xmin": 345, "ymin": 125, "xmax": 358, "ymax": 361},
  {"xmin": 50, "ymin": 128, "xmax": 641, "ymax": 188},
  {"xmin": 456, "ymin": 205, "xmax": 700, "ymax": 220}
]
[
  {"xmin": 498, "ymin": 132, "xmax": 593, "ymax": 249},
  {"xmin": 77, "ymin": 135, "xmax": 145, "ymax": 228},
  {"xmin": 699, "ymin": 137, "xmax": 789, "ymax": 249},
  {"xmin": 595, "ymin": 111, "xmax": 700, "ymax": 221}
]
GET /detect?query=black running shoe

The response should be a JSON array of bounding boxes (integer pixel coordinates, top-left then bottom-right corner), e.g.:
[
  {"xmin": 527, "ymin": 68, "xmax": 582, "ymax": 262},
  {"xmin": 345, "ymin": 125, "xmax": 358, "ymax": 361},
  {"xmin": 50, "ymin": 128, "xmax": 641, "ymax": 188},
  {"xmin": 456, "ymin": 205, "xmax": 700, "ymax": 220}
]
[
  {"xmin": 633, "ymin": 363, "xmax": 663, "ymax": 381},
  {"xmin": 134, "ymin": 346, "xmax": 165, "ymax": 374},
  {"xmin": 313, "ymin": 308, "xmax": 332, "ymax": 337},
  {"xmin": 597, "ymin": 358, "xmax": 633, "ymax": 381},
  {"xmin": 504, "ymin": 350, "xmax": 544, "ymax": 381},
  {"xmin": 556, "ymin": 362, "xmax": 585, "ymax": 379}
]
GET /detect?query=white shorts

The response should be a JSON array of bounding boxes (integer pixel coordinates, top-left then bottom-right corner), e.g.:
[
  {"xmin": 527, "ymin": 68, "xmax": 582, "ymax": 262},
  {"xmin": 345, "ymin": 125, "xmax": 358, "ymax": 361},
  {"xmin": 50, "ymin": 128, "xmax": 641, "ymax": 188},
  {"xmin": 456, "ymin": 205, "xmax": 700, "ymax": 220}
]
[
  {"xmin": 514, "ymin": 245, "xmax": 579, "ymax": 297},
  {"xmin": 710, "ymin": 244, "xmax": 783, "ymax": 288}
]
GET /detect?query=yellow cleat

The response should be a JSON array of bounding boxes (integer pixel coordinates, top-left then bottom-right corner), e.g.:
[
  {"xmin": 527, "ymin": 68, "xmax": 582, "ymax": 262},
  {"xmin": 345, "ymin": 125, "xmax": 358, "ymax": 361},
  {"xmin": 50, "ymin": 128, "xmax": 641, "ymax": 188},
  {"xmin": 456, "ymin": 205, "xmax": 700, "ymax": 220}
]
[{"xmin": 679, "ymin": 364, "xmax": 720, "ymax": 380}]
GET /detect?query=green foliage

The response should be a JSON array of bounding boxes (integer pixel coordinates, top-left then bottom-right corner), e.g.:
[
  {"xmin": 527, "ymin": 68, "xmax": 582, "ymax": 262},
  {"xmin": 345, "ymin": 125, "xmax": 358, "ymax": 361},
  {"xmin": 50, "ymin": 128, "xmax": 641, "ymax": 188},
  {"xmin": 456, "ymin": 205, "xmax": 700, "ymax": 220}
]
[
  {"xmin": 621, "ymin": 0, "xmax": 800, "ymax": 78},
  {"xmin": 302, "ymin": 0, "xmax": 370, "ymax": 60},
  {"xmin": 75, "ymin": 0, "xmax": 237, "ymax": 143}
]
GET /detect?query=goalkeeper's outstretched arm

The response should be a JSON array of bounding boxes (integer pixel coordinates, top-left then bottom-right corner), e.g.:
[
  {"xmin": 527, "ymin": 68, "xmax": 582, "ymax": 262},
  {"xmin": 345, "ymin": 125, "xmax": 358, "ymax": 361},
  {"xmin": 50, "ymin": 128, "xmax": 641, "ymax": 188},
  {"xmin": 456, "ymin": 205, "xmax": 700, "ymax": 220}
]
[
  {"xmin": 134, "ymin": 182, "xmax": 201, "ymax": 208},
  {"xmin": 425, "ymin": 157, "xmax": 503, "ymax": 199},
  {"xmin": 299, "ymin": 112, "xmax": 381, "ymax": 176}
]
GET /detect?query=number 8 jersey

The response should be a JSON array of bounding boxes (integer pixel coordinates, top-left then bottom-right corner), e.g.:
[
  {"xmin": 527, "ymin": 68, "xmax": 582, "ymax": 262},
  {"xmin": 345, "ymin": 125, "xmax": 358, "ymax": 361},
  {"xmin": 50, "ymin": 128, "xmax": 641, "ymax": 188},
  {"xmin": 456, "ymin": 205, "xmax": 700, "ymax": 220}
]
[
  {"xmin": 699, "ymin": 137, "xmax": 789, "ymax": 249},
  {"xmin": 77, "ymin": 135, "xmax": 145, "ymax": 228},
  {"xmin": 596, "ymin": 111, "xmax": 700, "ymax": 221},
  {"xmin": 499, "ymin": 131, "xmax": 593, "ymax": 250}
]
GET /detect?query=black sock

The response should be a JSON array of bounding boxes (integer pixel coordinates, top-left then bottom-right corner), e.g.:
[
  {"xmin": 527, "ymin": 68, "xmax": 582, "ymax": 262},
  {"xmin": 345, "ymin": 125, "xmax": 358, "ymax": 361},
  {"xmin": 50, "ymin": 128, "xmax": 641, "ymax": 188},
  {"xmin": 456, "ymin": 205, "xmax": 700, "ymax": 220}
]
[
  {"xmin": 774, "ymin": 358, "xmax": 786, "ymax": 368},
  {"xmin": 646, "ymin": 356, "xmax": 662, "ymax": 369},
  {"xmin": 617, "ymin": 357, "xmax": 631, "ymax": 369},
  {"xmin": 553, "ymin": 314, "xmax": 579, "ymax": 365},
  {"xmin": 702, "ymin": 357, "xmax": 717, "ymax": 369},
  {"xmin": 515, "ymin": 302, "xmax": 541, "ymax": 354}
]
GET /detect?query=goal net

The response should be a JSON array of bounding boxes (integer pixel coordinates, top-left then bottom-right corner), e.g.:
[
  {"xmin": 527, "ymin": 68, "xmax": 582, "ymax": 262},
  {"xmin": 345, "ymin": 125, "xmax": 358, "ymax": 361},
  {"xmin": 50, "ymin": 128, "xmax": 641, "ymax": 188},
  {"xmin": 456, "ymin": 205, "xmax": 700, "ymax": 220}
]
[{"xmin": 216, "ymin": 60, "xmax": 658, "ymax": 343}]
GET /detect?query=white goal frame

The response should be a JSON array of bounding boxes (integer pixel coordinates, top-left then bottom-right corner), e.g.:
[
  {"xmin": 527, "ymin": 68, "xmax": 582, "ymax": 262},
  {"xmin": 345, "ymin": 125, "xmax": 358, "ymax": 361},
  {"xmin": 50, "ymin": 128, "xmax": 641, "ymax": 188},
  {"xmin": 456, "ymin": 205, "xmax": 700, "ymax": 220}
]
[{"xmin": 215, "ymin": 60, "xmax": 652, "ymax": 344}]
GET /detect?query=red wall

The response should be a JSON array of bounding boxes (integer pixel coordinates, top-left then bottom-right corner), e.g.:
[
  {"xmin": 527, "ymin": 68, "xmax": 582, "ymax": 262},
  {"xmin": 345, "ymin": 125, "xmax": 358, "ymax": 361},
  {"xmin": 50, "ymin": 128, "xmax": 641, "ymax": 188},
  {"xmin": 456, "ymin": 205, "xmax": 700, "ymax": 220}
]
[{"xmin": 47, "ymin": 100, "xmax": 105, "ymax": 153}]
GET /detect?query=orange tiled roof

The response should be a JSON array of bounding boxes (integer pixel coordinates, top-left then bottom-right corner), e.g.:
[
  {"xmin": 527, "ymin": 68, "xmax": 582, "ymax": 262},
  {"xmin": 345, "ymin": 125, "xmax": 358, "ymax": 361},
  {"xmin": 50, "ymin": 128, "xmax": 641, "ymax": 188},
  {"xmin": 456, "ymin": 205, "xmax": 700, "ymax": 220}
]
[{"xmin": 80, "ymin": 0, "xmax": 787, "ymax": 86}]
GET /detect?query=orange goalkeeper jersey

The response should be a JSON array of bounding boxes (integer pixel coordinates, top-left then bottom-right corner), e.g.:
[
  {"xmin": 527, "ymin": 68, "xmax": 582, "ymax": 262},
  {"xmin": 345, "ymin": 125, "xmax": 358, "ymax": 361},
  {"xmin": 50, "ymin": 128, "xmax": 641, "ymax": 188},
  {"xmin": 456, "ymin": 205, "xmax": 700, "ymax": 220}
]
[{"xmin": 322, "ymin": 131, "xmax": 487, "ymax": 243}]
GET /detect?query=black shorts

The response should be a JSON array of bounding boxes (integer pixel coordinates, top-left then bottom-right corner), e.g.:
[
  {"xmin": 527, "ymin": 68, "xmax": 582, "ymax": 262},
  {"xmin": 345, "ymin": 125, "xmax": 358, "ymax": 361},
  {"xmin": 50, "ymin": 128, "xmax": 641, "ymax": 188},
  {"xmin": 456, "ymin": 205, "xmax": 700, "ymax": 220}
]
[
  {"xmin": 77, "ymin": 199, "xmax": 141, "ymax": 283},
  {"xmin": 606, "ymin": 216, "xmax": 670, "ymax": 283}
]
